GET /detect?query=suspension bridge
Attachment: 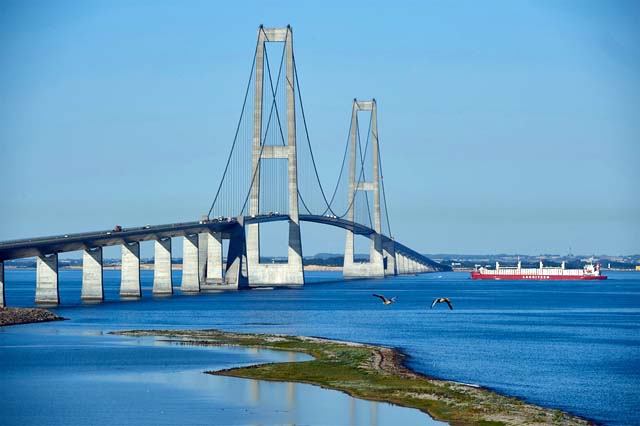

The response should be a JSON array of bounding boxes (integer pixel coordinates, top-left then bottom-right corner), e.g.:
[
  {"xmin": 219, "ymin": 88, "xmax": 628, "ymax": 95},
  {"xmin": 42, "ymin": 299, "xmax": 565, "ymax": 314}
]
[{"xmin": 0, "ymin": 26, "xmax": 450, "ymax": 307}]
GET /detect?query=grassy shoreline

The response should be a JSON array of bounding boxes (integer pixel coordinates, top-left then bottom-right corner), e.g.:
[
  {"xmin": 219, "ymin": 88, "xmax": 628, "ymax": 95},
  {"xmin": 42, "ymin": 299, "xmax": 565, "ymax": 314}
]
[{"xmin": 112, "ymin": 329, "xmax": 593, "ymax": 426}]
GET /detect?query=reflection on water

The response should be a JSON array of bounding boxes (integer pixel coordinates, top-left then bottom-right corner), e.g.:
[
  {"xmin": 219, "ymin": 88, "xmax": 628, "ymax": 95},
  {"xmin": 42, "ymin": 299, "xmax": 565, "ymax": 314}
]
[
  {"xmin": 0, "ymin": 331, "xmax": 443, "ymax": 426},
  {"xmin": 351, "ymin": 398, "xmax": 357, "ymax": 425},
  {"xmin": 371, "ymin": 402, "xmax": 378, "ymax": 426},
  {"xmin": 250, "ymin": 378, "xmax": 260, "ymax": 403}
]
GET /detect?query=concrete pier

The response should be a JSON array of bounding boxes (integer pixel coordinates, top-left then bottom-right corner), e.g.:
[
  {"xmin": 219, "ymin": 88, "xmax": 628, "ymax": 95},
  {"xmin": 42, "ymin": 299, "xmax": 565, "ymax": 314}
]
[
  {"xmin": 181, "ymin": 234, "xmax": 200, "ymax": 292},
  {"xmin": 406, "ymin": 257, "xmax": 414, "ymax": 274},
  {"xmin": 153, "ymin": 238, "xmax": 172, "ymax": 294},
  {"xmin": 120, "ymin": 242, "xmax": 141, "ymax": 297},
  {"xmin": 198, "ymin": 233, "xmax": 208, "ymax": 286},
  {"xmin": 404, "ymin": 256, "xmax": 415, "ymax": 275},
  {"xmin": 0, "ymin": 262, "xmax": 4, "ymax": 307},
  {"xmin": 343, "ymin": 234, "xmax": 385, "ymax": 278},
  {"xmin": 224, "ymin": 220, "xmax": 248, "ymax": 288},
  {"xmin": 81, "ymin": 247, "xmax": 103, "ymax": 301},
  {"xmin": 383, "ymin": 240, "xmax": 396, "ymax": 276},
  {"xmin": 396, "ymin": 254, "xmax": 404, "ymax": 275},
  {"xmin": 205, "ymin": 232, "xmax": 223, "ymax": 285},
  {"xmin": 35, "ymin": 254, "xmax": 59, "ymax": 304},
  {"xmin": 397, "ymin": 254, "xmax": 410, "ymax": 275}
]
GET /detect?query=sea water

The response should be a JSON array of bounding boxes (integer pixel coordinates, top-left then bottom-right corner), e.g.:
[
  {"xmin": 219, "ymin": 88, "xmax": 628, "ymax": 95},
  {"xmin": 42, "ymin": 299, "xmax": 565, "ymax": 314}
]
[{"xmin": 1, "ymin": 269, "xmax": 639, "ymax": 426}]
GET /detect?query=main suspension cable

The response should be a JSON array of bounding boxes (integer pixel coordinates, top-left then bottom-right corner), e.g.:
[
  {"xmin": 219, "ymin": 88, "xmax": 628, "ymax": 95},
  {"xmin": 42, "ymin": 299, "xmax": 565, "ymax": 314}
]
[
  {"xmin": 291, "ymin": 51, "xmax": 342, "ymax": 217},
  {"xmin": 211, "ymin": 29, "xmax": 392, "ymax": 236}
]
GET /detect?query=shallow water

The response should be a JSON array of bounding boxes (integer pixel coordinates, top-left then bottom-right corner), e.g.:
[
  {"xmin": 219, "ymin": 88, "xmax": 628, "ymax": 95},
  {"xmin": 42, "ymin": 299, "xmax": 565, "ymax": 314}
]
[
  {"xmin": 0, "ymin": 325, "xmax": 437, "ymax": 426},
  {"xmin": 1, "ymin": 269, "xmax": 639, "ymax": 425}
]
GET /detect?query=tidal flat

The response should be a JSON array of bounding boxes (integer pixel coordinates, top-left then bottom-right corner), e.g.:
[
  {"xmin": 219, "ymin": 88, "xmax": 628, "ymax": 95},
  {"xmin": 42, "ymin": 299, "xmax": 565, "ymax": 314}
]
[{"xmin": 114, "ymin": 329, "xmax": 593, "ymax": 426}]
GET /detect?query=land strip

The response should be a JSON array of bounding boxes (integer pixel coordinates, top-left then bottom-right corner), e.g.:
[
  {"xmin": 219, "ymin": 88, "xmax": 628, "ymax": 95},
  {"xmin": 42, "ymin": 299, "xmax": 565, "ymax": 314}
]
[
  {"xmin": 0, "ymin": 307, "xmax": 66, "ymax": 327},
  {"xmin": 113, "ymin": 329, "xmax": 592, "ymax": 426}
]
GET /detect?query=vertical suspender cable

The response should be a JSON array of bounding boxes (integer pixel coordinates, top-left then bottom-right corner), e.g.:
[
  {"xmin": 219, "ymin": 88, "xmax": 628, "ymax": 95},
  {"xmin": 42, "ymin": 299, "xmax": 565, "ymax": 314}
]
[{"xmin": 207, "ymin": 40, "xmax": 259, "ymax": 218}]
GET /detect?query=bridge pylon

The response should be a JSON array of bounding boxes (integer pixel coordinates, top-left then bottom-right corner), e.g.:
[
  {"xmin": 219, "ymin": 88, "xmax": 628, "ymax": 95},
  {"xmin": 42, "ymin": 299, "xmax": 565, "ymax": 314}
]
[
  {"xmin": 343, "ymin": 99, "xmax": 387, "ymax": 279},
  {"xmin": 245, "ymin": 26, "xmax": 304, "ymax": 286}
]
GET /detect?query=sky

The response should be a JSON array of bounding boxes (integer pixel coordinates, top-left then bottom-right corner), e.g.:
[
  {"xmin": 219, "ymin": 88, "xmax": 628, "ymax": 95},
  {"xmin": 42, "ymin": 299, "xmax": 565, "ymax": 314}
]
[{"xmin": 1, "ymin": 0, "xmax": 639, "ymax": 258}]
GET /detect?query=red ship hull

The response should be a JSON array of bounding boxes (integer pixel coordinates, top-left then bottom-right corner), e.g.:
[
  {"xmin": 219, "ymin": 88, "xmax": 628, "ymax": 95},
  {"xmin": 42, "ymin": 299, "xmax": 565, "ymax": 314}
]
[{"xmin": 470, "ymin": 272, "xmax": 607, "ymax": 280}]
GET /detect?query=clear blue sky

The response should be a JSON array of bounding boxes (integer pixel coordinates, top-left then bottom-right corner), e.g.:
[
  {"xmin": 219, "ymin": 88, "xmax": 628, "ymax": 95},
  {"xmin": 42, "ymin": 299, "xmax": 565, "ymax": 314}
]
[{"xmin": 1, "ymin": 0, "xmax": 638, "ymax": 257}]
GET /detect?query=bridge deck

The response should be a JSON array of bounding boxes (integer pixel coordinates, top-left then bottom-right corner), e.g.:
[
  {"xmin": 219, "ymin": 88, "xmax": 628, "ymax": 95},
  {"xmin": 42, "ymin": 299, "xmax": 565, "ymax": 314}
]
[{"xmin": 0, "ymin": 215, "xmax": 450, "ymax": 272}]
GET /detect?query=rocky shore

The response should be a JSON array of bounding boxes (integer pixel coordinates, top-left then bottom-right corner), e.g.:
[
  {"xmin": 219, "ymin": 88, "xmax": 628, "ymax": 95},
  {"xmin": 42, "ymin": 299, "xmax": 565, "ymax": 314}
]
[{"xmin": 0, "ymin": 307, "xmax": 66, "ymax": 327}]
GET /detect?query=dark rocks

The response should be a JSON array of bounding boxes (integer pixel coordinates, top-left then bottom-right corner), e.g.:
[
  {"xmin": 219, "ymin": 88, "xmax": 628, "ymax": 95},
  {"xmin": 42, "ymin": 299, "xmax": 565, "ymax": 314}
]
[{"xmin": 0, "ymin": 307, "xmax": 66, "ymax": 327}]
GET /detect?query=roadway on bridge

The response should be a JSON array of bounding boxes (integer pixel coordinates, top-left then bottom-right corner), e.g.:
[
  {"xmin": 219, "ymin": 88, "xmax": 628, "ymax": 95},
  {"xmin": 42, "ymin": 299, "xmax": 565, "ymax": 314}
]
[{"xmin": 0, "ymin": 215, "xmax": 447, "ymax": 270}]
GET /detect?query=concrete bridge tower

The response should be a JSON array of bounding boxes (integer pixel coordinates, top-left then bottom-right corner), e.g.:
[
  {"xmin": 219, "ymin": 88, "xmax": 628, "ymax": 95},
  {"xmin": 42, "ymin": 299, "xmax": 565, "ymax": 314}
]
[
  {"xmin": 343, "ymin": 99, "xmax": 388, "ymax": 278},
  {"xmin": 246, "ymin": 26, "xmax": 304, "ymax": 286}
]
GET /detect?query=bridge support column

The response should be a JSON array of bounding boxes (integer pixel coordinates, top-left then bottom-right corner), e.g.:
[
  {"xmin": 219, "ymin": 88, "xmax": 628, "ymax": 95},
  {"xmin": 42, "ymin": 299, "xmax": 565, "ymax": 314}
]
[
  {"xmin": 397, "ymin": 254, "xmax": 410, "ymax": 275},
  {"xmin": 246, "ymin": 224, "xmax": 304, "ymax": 286},
  {"xmin": 153, "ymin": 238, "xmax": 172, "ymax": 294},
  {"xmin": 205, "ymin": 232, "xmax": 223, "ymax": 286},
  {"xmin": 409, "ymin": 258, "xmax": 416, "ymax": 274},
  {"xmin": 396, "ymin": 254, "xmax": 404, "ymax": 275},
  {"xmin": 0, "ymin": 262, "xmax": 5, "ymax": 307},
  {"xmin": 409, "ymin": 258, "xmax": 417, "ymax": 274},
  {"xmin": 81, "ymin": 247, "xmax": 103, "ymax": 301},
  {"xmin": 405, "ymin": 258, "xmax": 413, "ymax": 274},
  {"xmin": 120, "ymin": 242, "xmax": 141, "ymax": 297},
  {"xmin": 36, "ymin": 254, "xmax": 59, "ymax": 304},
  {"xmin": 343, "ymin": 234, "xmax": 385, "ymax": 279},
  {"xmin": 225, "ymin": 219, "xmax": 248, "ymax": 288},
  {"xmin": 383, "ymin": 240, "xmax": 397, "ymax": 276},
  {"xmin": 198, "ymin": 233, "xmax": 208, "ymax": 287},
  {"xmin": 181, "ymin": 234, "xmax": 200, "ymax": 292}
]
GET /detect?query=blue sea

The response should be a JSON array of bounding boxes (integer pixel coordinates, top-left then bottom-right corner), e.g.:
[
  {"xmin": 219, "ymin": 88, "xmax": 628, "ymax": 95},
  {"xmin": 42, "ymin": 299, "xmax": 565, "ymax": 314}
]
[{"xmin": 1, "ymin": 269, "xmax": 639, "ymax": 426}]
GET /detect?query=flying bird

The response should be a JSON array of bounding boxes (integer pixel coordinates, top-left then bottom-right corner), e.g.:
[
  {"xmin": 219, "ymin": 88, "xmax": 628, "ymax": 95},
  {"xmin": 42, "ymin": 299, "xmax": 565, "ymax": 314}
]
[
  {"xmin": 431, "ymin": 297, "xmax": 453, "ymax": 310},
  {"xmin": 373, "ymin": 294, "xmax": 396, "ymax": 305}
]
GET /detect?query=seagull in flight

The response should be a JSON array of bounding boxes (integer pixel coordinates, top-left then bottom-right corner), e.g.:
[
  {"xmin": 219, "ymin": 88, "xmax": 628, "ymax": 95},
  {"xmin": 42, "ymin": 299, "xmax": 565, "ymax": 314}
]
[
  {"xmin": 373, "ymin": 294, "xmax": 396, "ymax": 305},
  {"xmin": 431, "ymin": 297, "xmax": 453, "ymax": 310}
]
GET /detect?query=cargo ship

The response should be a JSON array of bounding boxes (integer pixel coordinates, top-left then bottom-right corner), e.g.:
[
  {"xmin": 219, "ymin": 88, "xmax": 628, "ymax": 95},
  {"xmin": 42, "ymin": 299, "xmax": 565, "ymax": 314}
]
[{"xmin": 471, "ymin": 260, "xmax": 607, "ymax": 280}]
